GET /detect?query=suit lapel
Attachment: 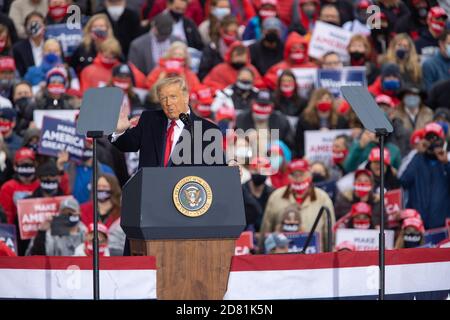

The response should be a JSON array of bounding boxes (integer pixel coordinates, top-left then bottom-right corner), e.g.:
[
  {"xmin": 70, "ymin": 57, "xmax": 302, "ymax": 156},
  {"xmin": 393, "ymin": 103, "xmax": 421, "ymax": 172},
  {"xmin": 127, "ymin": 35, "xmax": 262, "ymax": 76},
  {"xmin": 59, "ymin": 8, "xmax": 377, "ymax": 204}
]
[{"xmin": 152, "ymin": 111, "xmax": 166, "ymax": 166}]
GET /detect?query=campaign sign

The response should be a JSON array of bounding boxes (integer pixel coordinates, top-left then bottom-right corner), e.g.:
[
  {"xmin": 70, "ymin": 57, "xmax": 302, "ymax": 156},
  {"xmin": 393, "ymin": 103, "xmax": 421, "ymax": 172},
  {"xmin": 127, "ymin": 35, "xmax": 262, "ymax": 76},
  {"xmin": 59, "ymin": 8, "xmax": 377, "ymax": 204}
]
[
  {"xmin": 45, "ymin": 23, "xmax": 83, "ymax": 57},
  {"xmin": 384, "ymin": 189, "xmax": 403, "ymax": 229},
  {"xmin": 38, "ymin": 116, "xmax": 86, "ymax": 163},
  {"xmin": 17, "ymin": 196, "xmax": 73, "ymax": 240},
  {"xmin": 33, "ymin": 109, "xmax": 79, "ymax": 129},
  {"xmin": 304, "ymin": 129, "xmax": 352, "ymax": 166},
  {"xmin": 335, "ymin": 228, "xmax": 395, "ymax": 251},
  {"xmin": 0, "ymin": 223, "xmax": 18, "ymax": 253},
  {"xmin": 423, "ymin": 227, "xmax": 449, "ymax": 246},
  {"xmin": 235, "ymin": 231, "xmax": 254, "ymax": 256},
  {"xmin": 288, "ymin": 68, "xmax": 317, "ymax": 99},
  {"xmin": 309, "ymin": 21, "xmax": 353, "ymax": 62},
  {"xmin": 284, "ymin": 232, "xmax": 320, "ymax": 254},
  {"xmin": 316, "ymin": 67, "xmax": 366, "ymax": 98}
]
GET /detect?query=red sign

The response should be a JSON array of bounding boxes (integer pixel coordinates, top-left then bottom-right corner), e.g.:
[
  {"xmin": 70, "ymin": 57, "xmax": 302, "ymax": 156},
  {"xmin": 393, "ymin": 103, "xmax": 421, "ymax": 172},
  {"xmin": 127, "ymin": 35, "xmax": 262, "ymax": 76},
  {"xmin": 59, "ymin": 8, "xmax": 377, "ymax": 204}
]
[
  {"xmin": 384, "ymin": 189, "xmax": 403, "ymax": 228},
  {"xmin": 17, "ymin": 196, "xmax": 73, "ymax": 240},
  {"xmin": 235, "ymin": 231, "xmax": 254, "ymax": 256}
]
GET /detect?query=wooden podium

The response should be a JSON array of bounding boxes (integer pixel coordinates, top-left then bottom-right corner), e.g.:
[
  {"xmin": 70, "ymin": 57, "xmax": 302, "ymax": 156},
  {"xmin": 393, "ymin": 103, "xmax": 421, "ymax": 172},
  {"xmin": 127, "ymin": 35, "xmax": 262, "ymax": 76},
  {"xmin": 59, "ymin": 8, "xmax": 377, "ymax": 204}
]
[
  {"xmin": 130, "ymin": 239, "xmax": 236, "ymax": 300},
  {"xmin": 121, "ymin": 167, "xmax": 246, "ymax": 300}
]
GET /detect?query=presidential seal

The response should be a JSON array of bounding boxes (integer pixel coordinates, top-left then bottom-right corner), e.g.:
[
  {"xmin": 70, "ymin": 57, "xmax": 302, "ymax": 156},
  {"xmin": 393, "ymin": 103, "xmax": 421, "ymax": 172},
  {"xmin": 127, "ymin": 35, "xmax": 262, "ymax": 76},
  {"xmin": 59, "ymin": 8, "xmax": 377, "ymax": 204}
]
[{"xmin": 173, "ymin": 176, "xmax": 212, "ymax": 217}]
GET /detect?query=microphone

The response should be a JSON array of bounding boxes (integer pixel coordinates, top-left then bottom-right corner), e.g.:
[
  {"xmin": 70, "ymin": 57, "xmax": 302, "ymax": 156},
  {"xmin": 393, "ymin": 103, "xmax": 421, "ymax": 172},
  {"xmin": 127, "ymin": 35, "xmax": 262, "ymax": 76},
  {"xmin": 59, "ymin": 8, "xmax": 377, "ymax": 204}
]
[
  {"xmin": 179, "ymin": 113, "xmax": 190, "ymax": 126},
  {"xmin": 179, "ymin": 112, "xmax": 194, "ymax": 164}
]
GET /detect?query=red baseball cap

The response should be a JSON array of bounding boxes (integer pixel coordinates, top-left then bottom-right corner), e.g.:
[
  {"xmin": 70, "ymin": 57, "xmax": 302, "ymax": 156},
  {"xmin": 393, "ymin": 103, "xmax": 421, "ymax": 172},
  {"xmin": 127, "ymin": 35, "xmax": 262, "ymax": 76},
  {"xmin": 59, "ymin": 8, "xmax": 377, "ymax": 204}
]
[
  {"xmin": 354, "ymin": 168, "xmax": 373, "ymax": 180},
  {"xmin": 402, "ymin": 217, "xmax": 425, "ymax": 234},
  {"xmin": 350, "ymin": 202, "xmax": 372, "ymax": 217},
  {"xmin": 400, "ymin": 208, "xmax": 421, "ymax": 220},
  {"xmin": 0, "ymin": 56, "xmax": 16, "ymax": 72},
  {"xmin": 215, "ymin": 107, "xmax": 236, "ymax": 122},
  {"xmin": 88, "ymin": 222, "xmax": 109, "ymax": 237},
  {"xmin": 368, "ymin": 147, "xmax": 391, "ymax": 165},
  {"xmin": 410, "ymin": 128, "xmax": 425, "ymax": 146},
  {"xmin": 428, "ymin": 6, "xmax": 448, "ymax": 21},
  {"xmin": 375, "ymin": 94, "xmax": 395, "ymax": 108},
  {"xmin": 424, "ymin": 122, "xmax": 445, "ymax": 139},
  {"xmin": 14, "ymin": 147, "xmax": 35, "ymax": 163},
  {"xmin": 288, "ymin": 158, "xmax": 310, "ymax": 173}
]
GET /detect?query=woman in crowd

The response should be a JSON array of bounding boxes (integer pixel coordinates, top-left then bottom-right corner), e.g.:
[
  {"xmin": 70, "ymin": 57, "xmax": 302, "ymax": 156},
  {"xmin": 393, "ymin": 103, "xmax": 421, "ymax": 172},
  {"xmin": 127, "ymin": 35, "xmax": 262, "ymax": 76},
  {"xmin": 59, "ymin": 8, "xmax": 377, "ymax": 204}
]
[{"xmin": 273, "ymin": 69, "xmax": 307, "ymax": 123}]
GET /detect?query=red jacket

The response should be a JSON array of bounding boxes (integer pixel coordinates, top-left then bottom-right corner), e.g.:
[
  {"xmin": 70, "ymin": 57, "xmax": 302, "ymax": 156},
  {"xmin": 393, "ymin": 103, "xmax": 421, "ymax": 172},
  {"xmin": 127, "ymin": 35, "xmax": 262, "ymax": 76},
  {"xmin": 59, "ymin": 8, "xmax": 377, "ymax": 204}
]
[
  {"xmin": 203, "ymin": 41, "xmax": 264, "ymax": 92},
  {"xmin": 270, "ymin": 170, "xmax": 290, "ymax": 189},
  {"xmin": 0, "ymin": 178, "xmax": 40, "ymax": 224},
  {"xmin": 263, "ymin": 32, "xmax": 317, "ymax": 90},
  {"xmin": 0, "ymin": 240, "xmax": 16, "ymax": 256},
  {"xmin": 80, "ymin": 201, "xmax": 119, "ymax": 229},
  {"xmin": 185, "ymin": 0, "xmax": 204, "ymax": 26},
  {"xmin": 368, "ymin": 76, "xmax": 401, "ymax": 106},
  {"xmin": 80, "ymin": 56, "xmax": 147, "ymax": 93}
]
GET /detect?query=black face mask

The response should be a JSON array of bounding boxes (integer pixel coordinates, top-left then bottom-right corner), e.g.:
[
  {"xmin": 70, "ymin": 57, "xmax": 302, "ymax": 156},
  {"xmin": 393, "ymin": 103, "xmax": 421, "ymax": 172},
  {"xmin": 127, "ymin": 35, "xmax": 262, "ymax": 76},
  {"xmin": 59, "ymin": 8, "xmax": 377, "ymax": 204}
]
[
  {"xmin": 231, "ymin": 62, "xmax": 245, "ymax": 70},
  {"xmin": 264, "ymin": 32, "xmax": 280, "ymax": 45},
  {"xmin": 251, "ymin": 174, "xmax": 267, "ymax": 186},
  {"xmin": 350, "ymin": 51, "xmax": 365, "ymax": 62},
  {"xmin": 312, "ymin": 173, "xmax": 326, "ymax": 183},
  {"xmin": 15, "ymin": 97, "xmax": 33, "ymax": 112},
  {"xmin": 62, "ymin": 214, "xmax": 80, "ymax": 228},
  {"xmin": 97, "ymin": 190, "xmax": 112, "ymax": 203},
  {"xmin": 403, "ymin": 233, "xmax": 422, "ymax": 248},
  {"xmin": 169, "ymin": 10, "xmax": 183, "ymax": 21},
  {"xmin": 40, "ymin": 179, "xmax": 59, "ymax": 195},
  {"xmin": 16, "ymin": 165, "xmax": 36, "ymax": 178}
]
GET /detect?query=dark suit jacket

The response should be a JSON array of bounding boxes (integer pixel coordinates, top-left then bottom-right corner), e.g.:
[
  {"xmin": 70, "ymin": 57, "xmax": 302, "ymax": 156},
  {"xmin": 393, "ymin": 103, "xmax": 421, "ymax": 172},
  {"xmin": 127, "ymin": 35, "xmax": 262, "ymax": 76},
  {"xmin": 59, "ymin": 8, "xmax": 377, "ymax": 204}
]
[
  {"xmin": 12, "ymin": 39, "xmax": 34, "ymax": 77},
  {"xmin": 182, "ymin": 17, "xmax": 204, "ymax": 51},
  {"xmin": 110, "ymin": 109, "xmax": 225, "ymax": 167}
]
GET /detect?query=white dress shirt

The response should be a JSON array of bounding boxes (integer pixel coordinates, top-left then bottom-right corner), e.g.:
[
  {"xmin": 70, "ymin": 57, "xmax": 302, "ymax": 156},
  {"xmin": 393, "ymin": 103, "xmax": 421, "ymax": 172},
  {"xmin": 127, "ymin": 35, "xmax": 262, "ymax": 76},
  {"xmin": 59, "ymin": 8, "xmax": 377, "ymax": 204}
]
[{"xmin": 30, "ymin": 39, "xmax": 44, "ymax": 66}]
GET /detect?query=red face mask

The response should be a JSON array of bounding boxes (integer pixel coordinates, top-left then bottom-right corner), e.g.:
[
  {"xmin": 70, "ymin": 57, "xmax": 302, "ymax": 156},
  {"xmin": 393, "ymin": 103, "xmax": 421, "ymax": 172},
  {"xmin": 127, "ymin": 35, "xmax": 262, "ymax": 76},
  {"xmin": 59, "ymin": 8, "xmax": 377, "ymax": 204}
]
[
  {"xmin": 47, "ymin": 83, "xmax": 66, "ymax": 95},
  {"xmin": 354, "ymin": 182, "xmax": 372, "ymax": 198},
  {"xmin": 112, "ymin": 77, "xmax": 131, "ymax": 91},
  {"xmin": 221, "ymin": 32, "xmax": 237, "ymax": 46},
  {"xmin": 291, "ymin": 176, "xmax": 312, "ymax": 204},
  {"xmin": 316, "ymin": 101, "xmax": 333, "ymax": 113},
  {"xmin": 99, "ymin": 53, "xmax": 118, "ymax": 68},
  {"xmin": 259, "ymin": 9, "xmax": 277, "ymax": 20},
  {"xmin": 280, "ymin": 83, "xmax": 296, "ymax": 97},
  {"xmin": 290, "ymin": 50, "xmax": 307, "ymax": 64},
  {"xmin": 332, "ymin": 148, "xmax": 348, "ymax": 165},
  {"xmin": 48, "ymin": 4, "xmax": 69, "ymax": 20},
  {"xmin": 0, "ymin": 119, "xmax": 13, "ymax": 135},
  {"xmin": 353, "ymin": 217, "xmax": 371, "ymax": 229},
  {"xmin": 429, "ymin": 19, "xmax": 446, "ymax": 36},
  {"xmin": 84, "ymin": 241, "xmax": 108, "ymax": 256}
]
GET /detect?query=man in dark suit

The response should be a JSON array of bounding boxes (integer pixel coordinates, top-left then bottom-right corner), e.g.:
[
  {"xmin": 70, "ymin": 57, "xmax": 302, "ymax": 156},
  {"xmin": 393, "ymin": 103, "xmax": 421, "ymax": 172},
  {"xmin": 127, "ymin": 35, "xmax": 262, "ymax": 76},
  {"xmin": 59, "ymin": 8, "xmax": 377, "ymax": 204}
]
[
  {"xmin": 12, "ymin": 11, "xmax": 45, "ymax": 77},
  {"xmin": 110, "ymin": 76, "xmax": 225, "ymax": 167}
]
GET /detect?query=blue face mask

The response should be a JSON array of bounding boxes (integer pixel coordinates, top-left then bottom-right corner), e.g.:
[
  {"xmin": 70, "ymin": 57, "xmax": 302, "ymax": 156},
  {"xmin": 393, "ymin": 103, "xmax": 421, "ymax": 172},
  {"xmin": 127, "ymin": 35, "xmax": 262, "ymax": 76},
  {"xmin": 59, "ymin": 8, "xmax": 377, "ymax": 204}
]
[
  {"xmin": 382, "ymin": 79, "xmax": 400, "ymax": 91},
  {"xmin": 44, "ymin": 53, "xmax": 60, "ymax": 65}
]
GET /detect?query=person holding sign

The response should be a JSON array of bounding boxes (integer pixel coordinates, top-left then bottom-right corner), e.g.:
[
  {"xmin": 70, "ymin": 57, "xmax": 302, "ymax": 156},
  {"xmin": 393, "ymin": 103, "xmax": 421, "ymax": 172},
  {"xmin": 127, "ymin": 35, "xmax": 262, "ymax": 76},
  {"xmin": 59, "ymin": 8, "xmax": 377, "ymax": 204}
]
[
  {"xmin": 263, "ymin": 31, "xmax": 317, "ymax": 90},
  {"xmin": 294, "ymin": 88, "xmax": 348, "ymax": 157},
  {"xmin": 345, "ymin": 202, "xmax": 374, "ymax": 230},
  {"xmin": 259, "ymin": 158, "xmax": 335, "ymax": 252}
]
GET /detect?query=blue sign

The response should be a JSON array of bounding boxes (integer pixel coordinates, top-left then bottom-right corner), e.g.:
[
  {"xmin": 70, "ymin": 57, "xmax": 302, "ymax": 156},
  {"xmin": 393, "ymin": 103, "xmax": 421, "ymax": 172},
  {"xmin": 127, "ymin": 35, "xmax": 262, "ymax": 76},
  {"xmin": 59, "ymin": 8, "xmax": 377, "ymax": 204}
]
[
  {"xmin": 316, "ymin": 67, "xmax": 367, "ymax": 98},
  {"xmin": 284, "ymin": 232, "xmax": 320, "ymax": 254},
  {"xmin": 424, "ymin": 227, "xmax": 448, "ymax": 246},
  {"xmin": 0, "ymin": 223, "xmax": 18, "ymax": 254},
  {"xmin": 38, "ymin": 116, "xmax": 86, "ymax": 163},
  {"xmin": 45, "ymin": 24, "xmax": 83, "ymax": 57}
]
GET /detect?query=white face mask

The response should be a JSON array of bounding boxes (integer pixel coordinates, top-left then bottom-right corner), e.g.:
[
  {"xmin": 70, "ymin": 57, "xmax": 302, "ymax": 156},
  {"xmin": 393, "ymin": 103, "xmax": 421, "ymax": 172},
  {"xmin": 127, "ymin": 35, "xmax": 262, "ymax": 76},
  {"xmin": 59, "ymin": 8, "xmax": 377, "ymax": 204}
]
[
  {"xmin": 212, "ymin": 7, "xmax": 231, "ymax": 20},
  {"xmin": 107, "ymin": 5, "xmax": 125, "ymax": 21}
]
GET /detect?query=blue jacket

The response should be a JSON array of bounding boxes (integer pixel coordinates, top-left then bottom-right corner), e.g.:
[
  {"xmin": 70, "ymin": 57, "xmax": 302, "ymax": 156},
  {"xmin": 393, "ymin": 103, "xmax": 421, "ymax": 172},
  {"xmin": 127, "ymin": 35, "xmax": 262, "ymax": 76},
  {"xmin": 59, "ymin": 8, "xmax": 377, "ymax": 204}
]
[
  {"xmin": 422, "ymin": 52, "xmax": 450, "ymax": 91},
  {"xmin": 400, "ymin": 153, "xmax": 450, "ymax": 229}
]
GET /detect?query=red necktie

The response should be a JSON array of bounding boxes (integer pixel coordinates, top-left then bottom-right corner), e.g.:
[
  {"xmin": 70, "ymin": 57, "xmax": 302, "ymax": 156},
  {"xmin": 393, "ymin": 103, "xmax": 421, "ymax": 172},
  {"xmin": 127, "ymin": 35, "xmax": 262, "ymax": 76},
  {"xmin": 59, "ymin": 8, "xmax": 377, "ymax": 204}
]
[{"xmin": 164, "ymin": 120, "xmax": 177, "ymax": 167}]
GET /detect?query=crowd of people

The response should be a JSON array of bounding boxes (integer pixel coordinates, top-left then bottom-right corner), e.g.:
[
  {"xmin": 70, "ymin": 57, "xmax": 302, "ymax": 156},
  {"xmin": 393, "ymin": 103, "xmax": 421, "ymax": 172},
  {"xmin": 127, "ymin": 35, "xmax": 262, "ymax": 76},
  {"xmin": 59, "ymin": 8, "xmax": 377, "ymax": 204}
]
[{"xmin": 0, "ymin": 0, "xmax": 450, "ymax": 257}]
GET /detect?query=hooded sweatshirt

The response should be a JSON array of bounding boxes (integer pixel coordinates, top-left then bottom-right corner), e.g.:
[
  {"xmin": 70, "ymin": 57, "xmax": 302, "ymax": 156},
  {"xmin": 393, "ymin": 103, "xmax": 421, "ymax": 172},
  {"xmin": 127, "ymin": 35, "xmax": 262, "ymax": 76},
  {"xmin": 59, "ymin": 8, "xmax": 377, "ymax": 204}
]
[
  {"xmin": 203, "ymin": 41, "xmax": 265, "ymax": 92},
  {"xmin": 263, "ymin": 32, "xmax": 317, "ymax": 90}
]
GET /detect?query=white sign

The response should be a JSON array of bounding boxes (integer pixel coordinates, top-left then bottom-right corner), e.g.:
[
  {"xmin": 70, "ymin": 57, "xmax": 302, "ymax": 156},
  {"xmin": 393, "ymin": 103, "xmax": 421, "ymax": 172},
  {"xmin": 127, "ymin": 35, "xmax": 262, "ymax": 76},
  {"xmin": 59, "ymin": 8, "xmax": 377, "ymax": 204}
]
[
  {"xmin": 33, "ymin": 109, "xmax": 79, "ymax": 129},
  {"xmin": 304, "ymin": 129, "xmax": 352, "ymax": 166},
  {"xmin": 335, "ymin": 228, "xmax": 395, "ymax": 251},
  {"xmin": 286, "ymin": 68, "xmax": 317, "ymax": 99},
  {"xmin": 309, "ymin": 21, "xmax": 354, "ymax": 62}
]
